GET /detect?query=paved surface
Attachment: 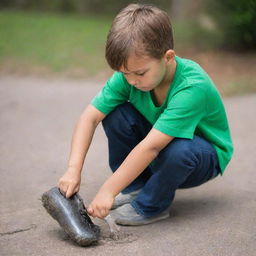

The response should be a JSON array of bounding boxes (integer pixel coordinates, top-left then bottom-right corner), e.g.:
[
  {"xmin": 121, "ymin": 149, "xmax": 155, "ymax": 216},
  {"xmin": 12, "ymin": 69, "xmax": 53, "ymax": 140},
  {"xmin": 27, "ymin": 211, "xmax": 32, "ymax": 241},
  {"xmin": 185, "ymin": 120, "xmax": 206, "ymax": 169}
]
[{"xmin": 0, "ymin": 76, "xmax": 255, "ymax": 256}]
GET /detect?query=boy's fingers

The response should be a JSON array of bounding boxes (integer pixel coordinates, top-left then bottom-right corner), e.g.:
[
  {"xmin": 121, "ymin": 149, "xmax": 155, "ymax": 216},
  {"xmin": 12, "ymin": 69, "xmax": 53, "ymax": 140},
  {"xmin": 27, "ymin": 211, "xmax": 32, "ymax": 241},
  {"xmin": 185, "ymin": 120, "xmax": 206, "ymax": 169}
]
[
  {"xmin": 93, "ymin": 206, "xmax": 107, "ymax": 219},
  {"xmin": 87, "ymin": 206, "xmax": 94, "ymax": 215},
  {"xmin": 58, "ymin": 183, "xmax": 67, "ymax": 196},
  {"xmin": 66, "ymin": 185, "xmax": 74, "ymax": 198},
  {"xmin": 74, "ymin": 184, "xmax": 80, "ymax": 193},
  {"xmin": 100, "ymin": 209, "xmax": 108, "ymax": 219},
  {"xmin": 88, "ymin": 205, "xmax": 102, "ymax": 218}
]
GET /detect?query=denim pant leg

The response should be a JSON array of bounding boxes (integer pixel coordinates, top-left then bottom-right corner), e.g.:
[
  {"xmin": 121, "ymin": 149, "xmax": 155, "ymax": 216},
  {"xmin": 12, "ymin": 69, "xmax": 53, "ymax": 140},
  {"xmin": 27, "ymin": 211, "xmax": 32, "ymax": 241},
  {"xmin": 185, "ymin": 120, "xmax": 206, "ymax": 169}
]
[
  {"xmin": 131, "ymin": 136, "xmax": 221, "ymax": 217},
  {"xmin": 102, "ymin": 102, "xmax": 152, "ymax": 194}
]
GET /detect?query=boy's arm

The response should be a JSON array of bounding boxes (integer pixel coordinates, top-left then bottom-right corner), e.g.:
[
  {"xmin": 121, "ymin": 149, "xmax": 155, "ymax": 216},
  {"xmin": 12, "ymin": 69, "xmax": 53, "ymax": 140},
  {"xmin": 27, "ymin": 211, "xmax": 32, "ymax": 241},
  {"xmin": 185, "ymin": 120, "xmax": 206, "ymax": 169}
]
[
  {"xmin": 58, "ymin": 104, "xmax": 105, "ymax": 198},
  {"xmin": 88, "ymin": 128, "xmax": 174, "ymax": 218}
]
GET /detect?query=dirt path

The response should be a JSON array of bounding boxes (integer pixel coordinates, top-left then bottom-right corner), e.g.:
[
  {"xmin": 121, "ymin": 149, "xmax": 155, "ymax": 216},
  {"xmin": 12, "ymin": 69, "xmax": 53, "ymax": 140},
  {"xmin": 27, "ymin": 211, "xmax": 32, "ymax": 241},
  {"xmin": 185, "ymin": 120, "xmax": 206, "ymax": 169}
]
[{"xmin": 0, "ymin": 76, "xmax": 255, "ymax": 256}]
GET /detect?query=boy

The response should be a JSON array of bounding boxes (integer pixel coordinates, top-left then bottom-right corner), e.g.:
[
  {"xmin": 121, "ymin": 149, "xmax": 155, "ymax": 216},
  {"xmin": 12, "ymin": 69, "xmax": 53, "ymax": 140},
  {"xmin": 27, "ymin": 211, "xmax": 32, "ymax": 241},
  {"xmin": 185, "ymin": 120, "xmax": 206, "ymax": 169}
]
[{"xmin": 58, "ymin": 4, "xmax": 233, "ymax": 226}]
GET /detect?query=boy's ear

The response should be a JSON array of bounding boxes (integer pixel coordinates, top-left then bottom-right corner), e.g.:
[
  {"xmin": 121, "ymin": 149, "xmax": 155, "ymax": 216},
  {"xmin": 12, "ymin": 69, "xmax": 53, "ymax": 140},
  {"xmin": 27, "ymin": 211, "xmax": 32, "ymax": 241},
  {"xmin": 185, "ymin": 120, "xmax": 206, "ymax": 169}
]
[{"xmin": 164, "ymin": 49, "xmax": 175, "ymax": 63}]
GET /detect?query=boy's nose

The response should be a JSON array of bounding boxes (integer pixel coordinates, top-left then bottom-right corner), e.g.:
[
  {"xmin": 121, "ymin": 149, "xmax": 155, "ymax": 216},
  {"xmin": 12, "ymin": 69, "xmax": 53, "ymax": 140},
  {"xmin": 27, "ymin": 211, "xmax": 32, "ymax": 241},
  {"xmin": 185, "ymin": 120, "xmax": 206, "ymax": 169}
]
[{"xmin": 128, "ymin": 79, "xmax": 138, "ymax": 86}]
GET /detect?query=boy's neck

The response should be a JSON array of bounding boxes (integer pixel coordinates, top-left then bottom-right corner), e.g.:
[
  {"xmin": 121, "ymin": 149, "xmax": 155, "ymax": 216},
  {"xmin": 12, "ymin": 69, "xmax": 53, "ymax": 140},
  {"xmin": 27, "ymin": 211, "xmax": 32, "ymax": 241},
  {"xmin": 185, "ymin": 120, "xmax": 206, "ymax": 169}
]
[
  {"xmin": 158, "ymin": 58, "xmax": 177, "ymax": 90},
  {"xmin": 151, "ymin": 59, "xmax": 177, "ymax": 107}
]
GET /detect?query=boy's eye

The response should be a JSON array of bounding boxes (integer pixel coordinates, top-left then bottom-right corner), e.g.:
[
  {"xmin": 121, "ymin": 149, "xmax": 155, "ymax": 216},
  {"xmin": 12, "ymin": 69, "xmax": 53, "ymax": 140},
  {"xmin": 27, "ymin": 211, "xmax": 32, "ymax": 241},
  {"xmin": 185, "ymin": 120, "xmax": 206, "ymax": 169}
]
[
  {"xmin": 122, "ymin": 71, "xmax": 147, "ymax": 76},
  {"xmin": 136, "ymin": 72, "xmax": 146, "ymax": 76}
]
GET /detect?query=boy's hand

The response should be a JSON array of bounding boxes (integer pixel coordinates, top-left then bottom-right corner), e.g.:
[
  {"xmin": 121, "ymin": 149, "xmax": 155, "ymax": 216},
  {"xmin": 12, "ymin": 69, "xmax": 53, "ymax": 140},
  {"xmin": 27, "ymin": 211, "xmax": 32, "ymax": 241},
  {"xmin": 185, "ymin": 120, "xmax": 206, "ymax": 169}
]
[
  {"xmin": 87, "ymin": 189, "xmax": 115, "ymax": 219},
  {"xmin": 58, "ymin": 168, "xmax": 81, "ymax": 198}
]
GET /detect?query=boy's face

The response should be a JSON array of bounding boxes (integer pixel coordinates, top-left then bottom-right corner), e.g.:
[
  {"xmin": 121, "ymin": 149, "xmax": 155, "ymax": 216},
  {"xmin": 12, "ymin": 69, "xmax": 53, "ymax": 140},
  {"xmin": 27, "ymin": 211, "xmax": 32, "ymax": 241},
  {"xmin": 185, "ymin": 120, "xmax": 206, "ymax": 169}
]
[{"xmin": 119, "ymin": 53, "xmax": 172, "ymax": 92}]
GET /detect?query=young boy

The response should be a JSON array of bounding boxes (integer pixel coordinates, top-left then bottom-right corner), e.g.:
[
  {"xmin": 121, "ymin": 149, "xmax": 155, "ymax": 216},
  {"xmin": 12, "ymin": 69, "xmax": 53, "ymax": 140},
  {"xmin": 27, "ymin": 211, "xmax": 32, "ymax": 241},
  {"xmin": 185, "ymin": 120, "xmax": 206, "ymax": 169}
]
[{"xmin": 58, "ymin": 4, "xmax": 233, "ymax": 226}]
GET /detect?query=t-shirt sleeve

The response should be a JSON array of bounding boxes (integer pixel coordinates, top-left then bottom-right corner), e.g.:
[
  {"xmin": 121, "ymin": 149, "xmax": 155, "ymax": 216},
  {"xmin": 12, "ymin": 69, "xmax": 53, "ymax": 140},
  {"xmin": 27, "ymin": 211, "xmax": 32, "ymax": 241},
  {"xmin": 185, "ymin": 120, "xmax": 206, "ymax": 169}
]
[
  {"xmin": 153, "ymin": 86, "xmax": 206, "ymax": 138},
  {"xmin": 91, "ymin": 72, "xmax": 130, "ymax": 115}
]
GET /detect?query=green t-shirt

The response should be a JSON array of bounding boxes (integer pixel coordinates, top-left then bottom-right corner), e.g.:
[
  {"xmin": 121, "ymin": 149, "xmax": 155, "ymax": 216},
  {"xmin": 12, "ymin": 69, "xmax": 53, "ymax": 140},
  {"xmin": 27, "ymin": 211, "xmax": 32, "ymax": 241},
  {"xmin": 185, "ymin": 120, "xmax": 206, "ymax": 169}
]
[{"xmin": 91, "ymin": 56, "xmax": 233, "ymax": 173}]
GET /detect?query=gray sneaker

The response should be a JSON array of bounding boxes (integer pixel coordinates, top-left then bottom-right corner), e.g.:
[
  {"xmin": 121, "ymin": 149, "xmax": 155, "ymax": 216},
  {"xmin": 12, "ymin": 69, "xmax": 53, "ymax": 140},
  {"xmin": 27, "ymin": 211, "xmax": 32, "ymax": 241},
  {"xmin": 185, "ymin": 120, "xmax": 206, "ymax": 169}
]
[
  {"xmin": 111, "ymin": 189, "xmax": 141, "ymax": 209},
  {"xmin": 111, "ymin": 204, "xmax": 170, "ymax": 226}
]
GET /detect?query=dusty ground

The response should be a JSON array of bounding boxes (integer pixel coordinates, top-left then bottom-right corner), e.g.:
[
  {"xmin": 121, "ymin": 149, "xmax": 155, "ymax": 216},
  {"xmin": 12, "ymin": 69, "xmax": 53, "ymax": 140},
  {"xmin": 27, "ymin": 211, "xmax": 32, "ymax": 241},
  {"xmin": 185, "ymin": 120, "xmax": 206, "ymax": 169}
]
[{"xmin": 0, "ymin": 75, "xmax": 256, "ymax": 256}]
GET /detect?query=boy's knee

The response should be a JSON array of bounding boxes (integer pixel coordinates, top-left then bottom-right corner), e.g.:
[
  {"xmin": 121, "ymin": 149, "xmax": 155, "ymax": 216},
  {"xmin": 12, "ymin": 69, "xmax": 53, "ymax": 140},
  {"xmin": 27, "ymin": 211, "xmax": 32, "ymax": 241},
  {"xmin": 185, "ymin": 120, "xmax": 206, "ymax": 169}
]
[{"xmin": 159, "ymin": 138, "xmax": 197, "ymax": 164}]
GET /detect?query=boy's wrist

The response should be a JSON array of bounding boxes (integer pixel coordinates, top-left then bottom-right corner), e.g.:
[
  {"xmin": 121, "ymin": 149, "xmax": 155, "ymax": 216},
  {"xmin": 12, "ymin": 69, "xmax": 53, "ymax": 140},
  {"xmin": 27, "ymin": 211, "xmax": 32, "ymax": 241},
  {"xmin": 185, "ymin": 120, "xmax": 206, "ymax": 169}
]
[
  {"xmin": 100, "ymin": 189, "xmax": 116, "ymax": 203},
  {"xmin": 100, "ymin": 180, "xmax": 120, "ymax": 198},
  {"xmin": 67, "ymin": 165, "xmax": 82, "ymax": 174}
]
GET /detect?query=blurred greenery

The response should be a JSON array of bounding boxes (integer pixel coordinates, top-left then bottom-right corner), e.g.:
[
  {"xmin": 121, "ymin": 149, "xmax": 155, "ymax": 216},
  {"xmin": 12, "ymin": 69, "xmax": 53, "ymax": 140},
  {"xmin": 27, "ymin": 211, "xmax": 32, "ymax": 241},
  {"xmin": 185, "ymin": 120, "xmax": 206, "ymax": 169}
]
[
  {"xmin": 173, "ymin": 19, "xmax": 222, "ymax": 51},
  {"xmin": 0, "ymin": 7, "xmax": 255, "ymax": 96},
  {"xmin": 204, "ymin": 0, "xmax": 256, "ymax": 50},
  {"xmin": 0, "ymin": 0, "xmax": 171, "ymax": 15},
  {"xmin": 0, "ymin": 10, "xmax": 214, "ymax": 77},
  {"xmin": 1, "ymin": 0, "xmax": 255, "ymax": 52},
  {"xmin": 0, "ymin": 10, "xmax": 111, "ymax": 76}
]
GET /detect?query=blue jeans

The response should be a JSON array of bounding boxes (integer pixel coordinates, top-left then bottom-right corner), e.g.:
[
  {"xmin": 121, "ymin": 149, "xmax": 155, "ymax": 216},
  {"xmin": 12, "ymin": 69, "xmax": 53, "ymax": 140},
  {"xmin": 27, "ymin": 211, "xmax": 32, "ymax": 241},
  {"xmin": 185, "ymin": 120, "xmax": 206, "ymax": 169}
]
[{"xmin": 102, "ymin": 103, "xmax": 220, "ymax": 217}]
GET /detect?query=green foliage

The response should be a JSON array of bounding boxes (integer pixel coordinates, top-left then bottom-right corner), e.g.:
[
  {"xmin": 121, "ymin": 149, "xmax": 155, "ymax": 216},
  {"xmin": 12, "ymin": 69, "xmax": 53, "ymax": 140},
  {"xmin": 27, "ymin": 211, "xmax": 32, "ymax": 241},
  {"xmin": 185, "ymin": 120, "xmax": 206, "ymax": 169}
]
[
  {"xmin": 204, "ymin": 0, "xmax": 256, "ymax": 50},
  {"xmin": 0, "ymin": 9, "xmax": 223, "ymax": 77},
  {"xmin": 0, "ymin": 11, "xmax": 111, "ymax": 76},
  {"xmin": 0, "ymin": 0, "xmax": 170, "ymax": 15},
  {"xmin": 173, "ymin": 18, "xmax": 222, "ymax": 51}
]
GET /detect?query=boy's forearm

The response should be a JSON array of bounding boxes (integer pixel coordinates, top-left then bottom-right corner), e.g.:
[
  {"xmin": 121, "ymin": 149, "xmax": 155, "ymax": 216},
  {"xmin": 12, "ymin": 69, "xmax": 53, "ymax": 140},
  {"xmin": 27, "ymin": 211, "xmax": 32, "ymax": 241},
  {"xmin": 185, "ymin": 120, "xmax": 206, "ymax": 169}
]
[
  {"xmin": 99, "ymin": 141, "xmax": 160, "ymax": 197},
  {"xmin": 68, "ymin": 119, "xmax": 96, "ymax": 173},
  {"xmin": 67, "ymin": 105, "xmax": 104, "ymax": 174}
]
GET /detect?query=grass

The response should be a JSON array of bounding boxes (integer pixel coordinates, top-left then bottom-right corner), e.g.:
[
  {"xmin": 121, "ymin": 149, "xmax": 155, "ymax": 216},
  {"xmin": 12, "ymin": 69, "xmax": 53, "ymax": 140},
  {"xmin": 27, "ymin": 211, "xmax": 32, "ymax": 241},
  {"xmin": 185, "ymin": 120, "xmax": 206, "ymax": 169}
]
[
  {"xmin": 0, "ymin": 10, "xmax": 221, "ymax": 77},
  {"xmin": 0, "ymin": 10, "xmax": 255, "ymax": 96},
  {"xmin": 0, "ymin": 10, "xmax": 111, "ymax": 77}
]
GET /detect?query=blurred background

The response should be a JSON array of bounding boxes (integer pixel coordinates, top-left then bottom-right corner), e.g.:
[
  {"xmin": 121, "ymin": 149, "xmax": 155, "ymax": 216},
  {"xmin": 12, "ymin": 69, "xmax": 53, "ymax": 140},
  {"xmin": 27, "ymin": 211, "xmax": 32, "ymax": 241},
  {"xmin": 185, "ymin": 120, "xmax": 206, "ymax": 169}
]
[
  {"xmin": 1, "ymin": 3, "xmax": 256, "ymax": 254},
  {"xmin": 0, "ymin": 0, "xmax": 255, "ymax": 96}
]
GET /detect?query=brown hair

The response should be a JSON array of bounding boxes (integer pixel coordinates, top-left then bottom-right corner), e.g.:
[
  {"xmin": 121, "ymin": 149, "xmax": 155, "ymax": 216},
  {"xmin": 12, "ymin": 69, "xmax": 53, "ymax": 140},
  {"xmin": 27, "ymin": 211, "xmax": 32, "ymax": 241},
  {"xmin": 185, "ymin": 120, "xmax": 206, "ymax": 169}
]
[{"xmin": 105, "ymin": 4, "xmax": 174, "ymax": 71}]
